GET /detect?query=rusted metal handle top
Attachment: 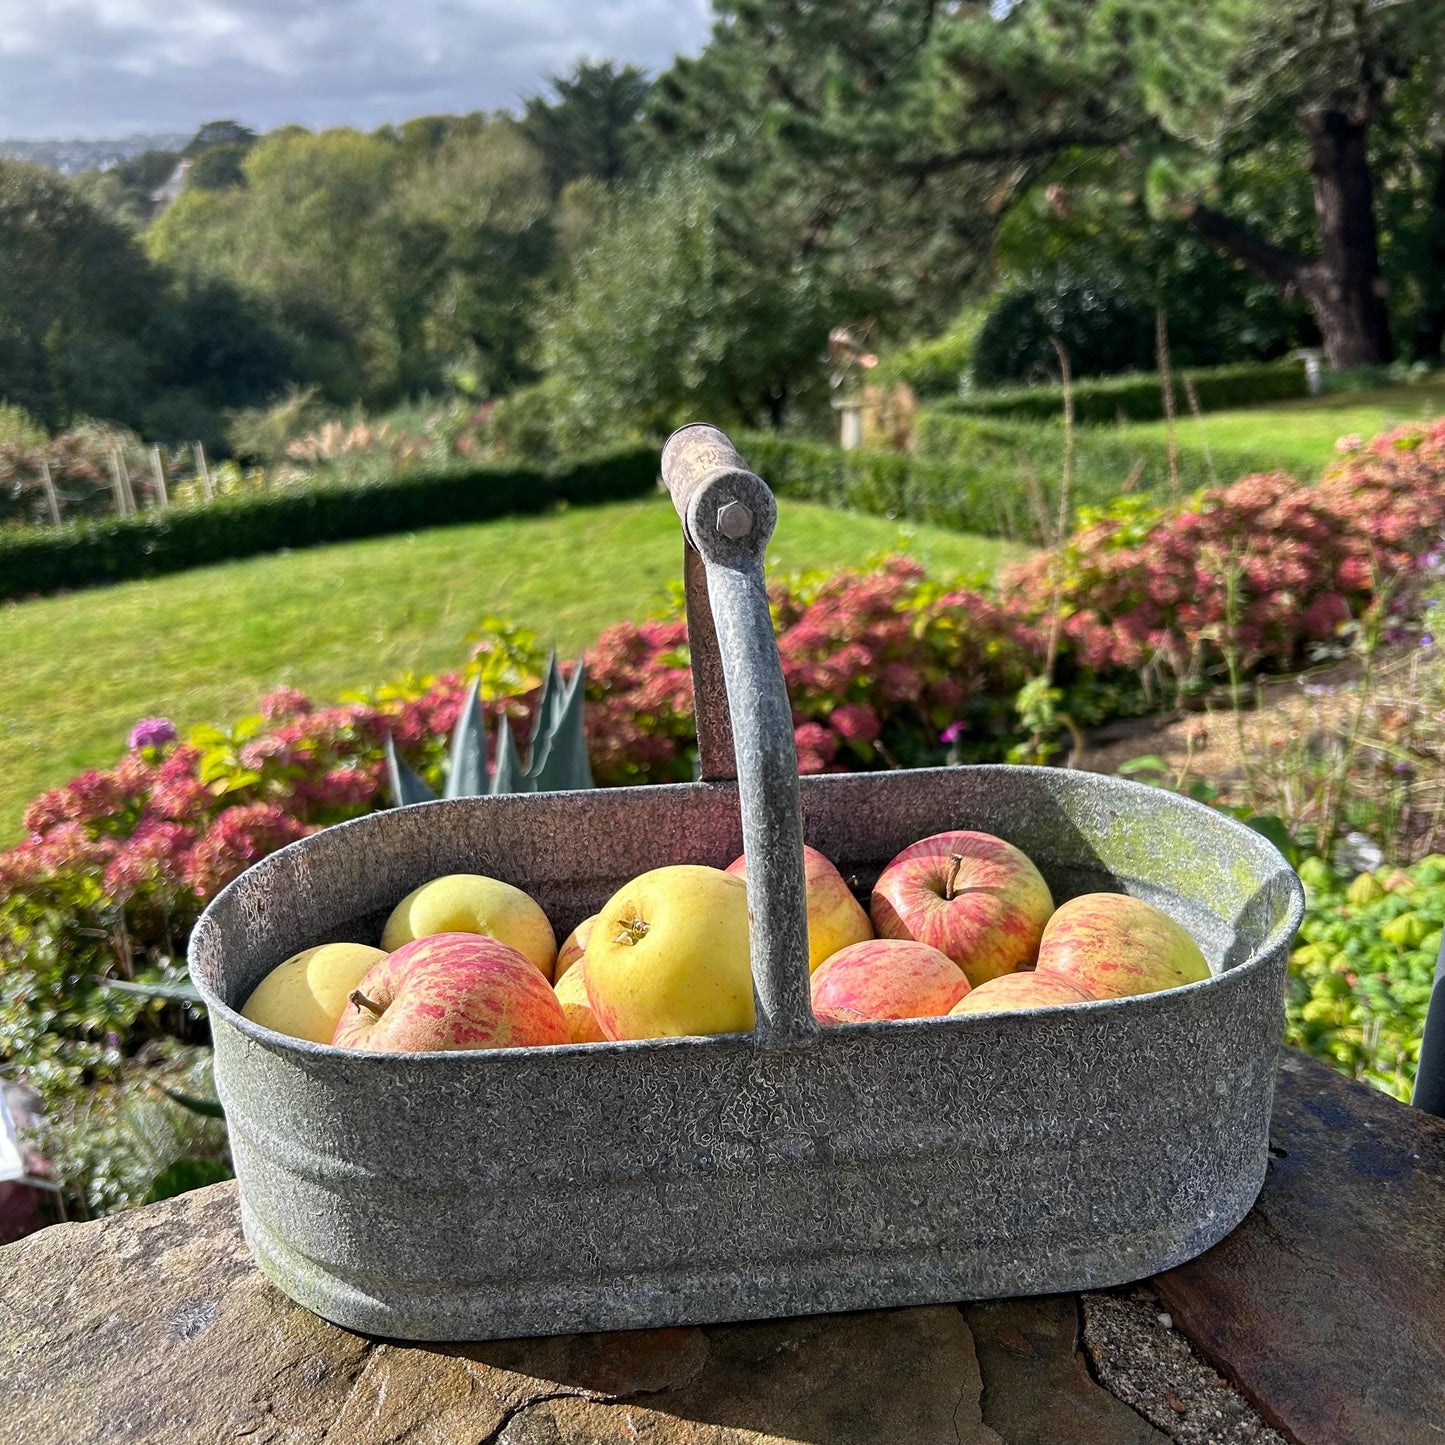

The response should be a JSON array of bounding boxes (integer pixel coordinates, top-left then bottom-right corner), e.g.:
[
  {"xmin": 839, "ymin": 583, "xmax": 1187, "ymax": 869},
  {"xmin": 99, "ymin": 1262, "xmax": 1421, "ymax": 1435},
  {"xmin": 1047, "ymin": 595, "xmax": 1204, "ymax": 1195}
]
[{"xmin": 660, "ymin": 425, "xmax": 816, "ymax": 1050}]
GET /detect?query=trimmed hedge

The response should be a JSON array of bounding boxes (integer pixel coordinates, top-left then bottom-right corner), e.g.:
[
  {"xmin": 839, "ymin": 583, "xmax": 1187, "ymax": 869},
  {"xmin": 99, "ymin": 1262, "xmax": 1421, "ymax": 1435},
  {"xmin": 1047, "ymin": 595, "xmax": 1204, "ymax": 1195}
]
[
  {"xmin": 0, "ymin": 447, "xmax": 658, "ymax": 601},
  {"xmin": 933, "ymin": 358, "xmax": 1308, "ymax": 426},
  {"xmin": 741, "ymin": 417, "xmax": 1284, "ymax": 545}
]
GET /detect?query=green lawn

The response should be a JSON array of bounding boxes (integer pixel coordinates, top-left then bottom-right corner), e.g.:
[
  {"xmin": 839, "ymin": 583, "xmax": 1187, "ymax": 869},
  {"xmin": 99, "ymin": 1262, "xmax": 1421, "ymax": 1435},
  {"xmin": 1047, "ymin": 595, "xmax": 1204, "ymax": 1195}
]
[
  {"xmin": 1118, "ymin": 381, "xmax": 1445, "ymax": 476},
  {"xmin": 0, "ymin": 495, "xmax": 1019, "ymax": 841}
]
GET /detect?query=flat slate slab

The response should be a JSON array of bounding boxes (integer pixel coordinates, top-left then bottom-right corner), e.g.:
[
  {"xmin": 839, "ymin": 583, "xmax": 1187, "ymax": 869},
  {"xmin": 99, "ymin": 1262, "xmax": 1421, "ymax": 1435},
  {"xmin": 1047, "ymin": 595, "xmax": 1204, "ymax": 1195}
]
[
  {"xmin": 0, "ymin": 1049, "xmax": 1439, "ymax": 1444},
  {"xmin": 1154, "ymin": 1049, "xmax": 1445, "ymax": 1445}
]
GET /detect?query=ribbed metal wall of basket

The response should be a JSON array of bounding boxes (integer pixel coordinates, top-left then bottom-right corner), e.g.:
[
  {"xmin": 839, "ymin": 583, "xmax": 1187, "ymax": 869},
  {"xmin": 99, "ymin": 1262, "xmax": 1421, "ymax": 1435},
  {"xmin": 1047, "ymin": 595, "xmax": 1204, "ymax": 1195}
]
[{"xmin": 190, "ymin": 427, "xmax": 1305, "ymax": 1342}]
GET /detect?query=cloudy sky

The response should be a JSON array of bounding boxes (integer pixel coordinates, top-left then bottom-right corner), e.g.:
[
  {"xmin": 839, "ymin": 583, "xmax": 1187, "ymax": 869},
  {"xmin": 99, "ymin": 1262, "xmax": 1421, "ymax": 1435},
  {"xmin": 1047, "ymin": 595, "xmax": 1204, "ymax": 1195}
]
[{"xmin": 0, "ymin": 0, "xmax": 713, "ymax": 138}]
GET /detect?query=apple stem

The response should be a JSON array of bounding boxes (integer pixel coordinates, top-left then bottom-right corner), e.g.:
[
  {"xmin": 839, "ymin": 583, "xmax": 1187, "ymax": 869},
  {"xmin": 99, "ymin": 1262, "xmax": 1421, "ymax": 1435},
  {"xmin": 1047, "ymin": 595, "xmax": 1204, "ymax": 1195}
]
[
  {"xmin": 944, "ymin": 853, "xmax": 964, "ymax": 902},
  {"xmin": 613, "ymin": 917, "xmax": 650, "ymax": 946},
  {"xmin": 349, "ymin": 989, "xmax": 385, "ymax": 1019}
]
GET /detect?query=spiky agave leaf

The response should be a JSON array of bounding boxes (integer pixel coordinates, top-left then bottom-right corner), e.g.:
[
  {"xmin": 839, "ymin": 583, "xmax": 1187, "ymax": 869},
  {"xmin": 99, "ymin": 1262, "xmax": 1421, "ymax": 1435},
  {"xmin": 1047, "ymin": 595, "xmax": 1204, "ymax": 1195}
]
[
  {"xmin": 530, "ymin": 659, "xmax": 593, "ymax": 792},
  {"xmin": 525, "ymin": 651, "xmax": 565, "ymax": 761},
  {"xmin": 385, "ymin": 734, "xmax": 436, "ymax": 806},
  {"xmin": 444, "ymin": 677, "xmax": 489, "ymax": 799},
  {"xmin": 489, "ymin": 713, "xmax": 534, "ymax": 794},
  {"xmin": 98, "ymin": 977, "xmax": 205, "ymax": 1006}
]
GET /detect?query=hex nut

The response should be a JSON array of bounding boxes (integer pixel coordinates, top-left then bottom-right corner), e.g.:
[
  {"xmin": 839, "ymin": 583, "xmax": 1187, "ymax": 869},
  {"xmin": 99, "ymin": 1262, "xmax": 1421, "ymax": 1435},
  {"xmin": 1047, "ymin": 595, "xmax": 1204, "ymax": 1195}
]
[{"xmin": 716, "ymin": 500, "xmax": 754, "ymax": 539}]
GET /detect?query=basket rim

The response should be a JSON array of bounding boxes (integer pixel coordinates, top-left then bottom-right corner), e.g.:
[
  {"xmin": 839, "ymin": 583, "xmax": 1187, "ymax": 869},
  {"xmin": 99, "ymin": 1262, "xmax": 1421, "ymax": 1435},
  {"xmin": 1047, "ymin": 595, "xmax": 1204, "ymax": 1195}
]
[{"xmin": 189, "ymin": 763, "xmax": 1305, "ymax": 1066}]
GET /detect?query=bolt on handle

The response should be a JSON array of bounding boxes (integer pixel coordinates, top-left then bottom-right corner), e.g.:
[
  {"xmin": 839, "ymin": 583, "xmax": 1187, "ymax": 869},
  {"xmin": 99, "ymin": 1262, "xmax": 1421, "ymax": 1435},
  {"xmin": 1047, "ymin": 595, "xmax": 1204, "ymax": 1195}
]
[{"xmin": 660, "ymin": 425, "xmax": 816, "ymax": 1050}]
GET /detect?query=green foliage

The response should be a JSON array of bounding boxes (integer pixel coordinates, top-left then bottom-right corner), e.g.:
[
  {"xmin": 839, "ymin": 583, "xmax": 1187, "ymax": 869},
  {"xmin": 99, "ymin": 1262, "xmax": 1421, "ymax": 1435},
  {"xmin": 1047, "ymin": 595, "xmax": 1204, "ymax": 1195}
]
[
  {"xmin": 385, "ymin": 654, "xmax": 593, "ymax": 804},
  {"xmin": 0, "ymin": 158, "xmax": 158, "ymax": 428},
  {"xmin": 32, "ymin": 1046, "xmax": 232, "ymax": 1217},
  {"xmin": 872, "ymin": 308, "xmax": 989, "ymax": 400},
  {"xmin": 538, "ymin": 164, "xmax": 858, "ymax": 437},
  {"xmin": 521, "ymin": 60, "xmax": 652, "ymax": 194},
  {"xmin": 937, "ymin": 359, "xmax": 1309, "ymax": 425},
  {"xmin": 973, "ymin": 275, "xmax": 1156, "ymax": 387},
  {"xmin": 0, "ymin": 447, "xmax": 657, "ymax": 600},
  {"xmin": 146, "ymin": 120, "xmax": 553, "ymax": 408},
  {"xmin": 0, "ymin": 401, "xmax": 47, "ymax": 448},
  {"xmin": 1287, "ymin": 856, "xmax": 1445, "ymax": 1101}
]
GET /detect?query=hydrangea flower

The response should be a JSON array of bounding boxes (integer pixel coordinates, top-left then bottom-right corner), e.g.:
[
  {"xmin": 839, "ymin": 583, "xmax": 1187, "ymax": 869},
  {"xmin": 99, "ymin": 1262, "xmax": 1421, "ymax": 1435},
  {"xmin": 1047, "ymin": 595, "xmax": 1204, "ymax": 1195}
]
[{"xmin": 127, "ymin": 717, "xmax": 178, "ymax": 752}]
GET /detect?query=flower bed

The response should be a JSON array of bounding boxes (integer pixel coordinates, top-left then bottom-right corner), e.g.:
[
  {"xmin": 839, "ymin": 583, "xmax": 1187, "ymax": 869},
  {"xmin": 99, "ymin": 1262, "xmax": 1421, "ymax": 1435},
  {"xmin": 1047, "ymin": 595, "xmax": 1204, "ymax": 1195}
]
[{"xmin": 2, "ymin": 417, "xmax": 1442, "ymax": 1211}]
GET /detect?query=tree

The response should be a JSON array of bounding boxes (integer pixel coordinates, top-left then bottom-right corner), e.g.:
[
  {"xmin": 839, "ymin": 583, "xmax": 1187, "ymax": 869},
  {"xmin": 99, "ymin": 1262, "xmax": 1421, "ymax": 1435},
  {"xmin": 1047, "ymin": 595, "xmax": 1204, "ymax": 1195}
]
[
  {"xmin": 0, "ymin": 159, "xmax": 158, "ymax": 425},
  {"xmin": 539, "ymin": 164, "xmax": 862, "ymax": 437},
  {"xmin": 657, "ymin": 0, "xmax": 1444, "ymax": 371},
  {"xmin": 522, "ymin": 61, "xmax": 652, "ymax": 194}
]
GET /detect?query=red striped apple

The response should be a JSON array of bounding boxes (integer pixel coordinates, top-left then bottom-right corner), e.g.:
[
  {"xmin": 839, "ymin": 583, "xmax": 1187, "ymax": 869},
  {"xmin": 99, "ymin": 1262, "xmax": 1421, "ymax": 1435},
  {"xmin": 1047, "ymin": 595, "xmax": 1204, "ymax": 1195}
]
[
  {"xmin": 948, "ymin": 971, "xmax": 1092, "ymax": 1015},
  {"xmin": 726, "ymin": 844, "xmax": 872, "ymax": 971},
  {"xmin": 331, "ymin": 933, "xmax": 567, "ymax": 1052},
  {"xmin": 811, "ymin": 939, "xmax": 969, "ymax": 1022},
  {"xmin": 871, "ymin": 830, "xmax": 1053, "ymax": 988},
  {"xmin": 1035, "ymin": 894, "xmax": 1210, "ymax": 1000}
]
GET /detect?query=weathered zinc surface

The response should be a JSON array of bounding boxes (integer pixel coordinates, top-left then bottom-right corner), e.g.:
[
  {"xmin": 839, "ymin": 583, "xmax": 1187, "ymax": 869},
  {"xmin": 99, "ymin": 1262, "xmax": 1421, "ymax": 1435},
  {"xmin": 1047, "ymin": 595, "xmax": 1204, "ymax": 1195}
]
[
  {"xmin": 12, "ymin": 1050, "xmax": 1440, "ymax": 1444},
  {"xmin": 188, "ymin": 426, "xmax": 1304, "ymax": 1341}
]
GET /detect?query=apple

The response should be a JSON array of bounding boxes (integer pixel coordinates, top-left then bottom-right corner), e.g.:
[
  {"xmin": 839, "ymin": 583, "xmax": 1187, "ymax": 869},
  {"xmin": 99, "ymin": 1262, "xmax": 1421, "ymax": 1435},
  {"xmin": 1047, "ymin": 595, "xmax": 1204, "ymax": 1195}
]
[
  {"xmin": 554, "ymin": 958, "xmax": 609, "ymax": 1044},
  {"xmin": 585, "ymin": 865, "xmax": 753, "ymax": 1040},
  {"xmin": 813, "ymin": 1002, "xmax": 869, "ymax": 1027},
  {"xmin": 871, "ymin": 830, "xmax": 1054, "ymax": 988},
  {"xmin": 1035, "ymin": 893, "xmax": 1211, "ymax": 1000},
  {"xmin": 726, "ymin": 844, "xmax": 872, "ymax": 972},
  {"xmin": 948, "ymin": 971, "xmax": 1092, "ymax": 1015},
  {"xmin": 811, "ymin": 939, "xmax": 969, "ymax": 1022},
  {"xmin": 380, "ymin": 873, "xmax": 557, "ymax": 980},
  {"xmin": 241, "ymin": 942, "xmax": 388, "ymax": 1043},
  {"xmin": 554, "ymin": 914, "xmax": 598, "ymax": 983},
  {"xmin": 331, "ymin": 933, "xmax": 568, "ymax": 1052}
]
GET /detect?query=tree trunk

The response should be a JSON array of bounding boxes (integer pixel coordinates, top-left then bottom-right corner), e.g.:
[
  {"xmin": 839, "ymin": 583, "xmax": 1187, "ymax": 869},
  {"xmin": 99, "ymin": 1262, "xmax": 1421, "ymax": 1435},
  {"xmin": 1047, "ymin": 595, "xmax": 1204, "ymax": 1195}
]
[
  {"xmin": 1301, "ymin": 109, "xmax": 1392, "ymax": 368},
  {"xmin": 1411, "ymin": 146, "xmax": 1445, "ymax": 364},
  {"xmin": 1184, "ymin": 109, "xmax": 1392, "ymax": 369}
]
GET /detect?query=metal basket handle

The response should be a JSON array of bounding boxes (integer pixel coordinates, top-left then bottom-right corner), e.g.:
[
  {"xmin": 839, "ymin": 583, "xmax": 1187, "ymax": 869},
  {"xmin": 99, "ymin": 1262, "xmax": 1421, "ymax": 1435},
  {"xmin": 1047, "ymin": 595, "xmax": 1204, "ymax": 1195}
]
[{"xmin": 660, "ymin": 424, "xmax": 816, "ymax": 1050}]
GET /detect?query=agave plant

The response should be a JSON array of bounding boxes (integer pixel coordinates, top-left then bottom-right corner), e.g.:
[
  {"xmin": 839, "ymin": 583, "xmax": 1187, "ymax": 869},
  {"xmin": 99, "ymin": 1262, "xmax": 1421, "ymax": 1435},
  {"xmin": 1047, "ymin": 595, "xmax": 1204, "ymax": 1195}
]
[{"xmin": 385, "ymin": 652, "xmax": 593, "ymax": 805}]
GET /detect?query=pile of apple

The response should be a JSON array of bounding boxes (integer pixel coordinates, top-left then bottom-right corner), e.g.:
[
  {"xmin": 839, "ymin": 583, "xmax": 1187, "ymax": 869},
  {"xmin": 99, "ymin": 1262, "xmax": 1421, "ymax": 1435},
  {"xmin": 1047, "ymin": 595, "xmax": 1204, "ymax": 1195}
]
[{"xmin": 239, "ymin": 829, "xmax": 1212, "ymax": 1052}]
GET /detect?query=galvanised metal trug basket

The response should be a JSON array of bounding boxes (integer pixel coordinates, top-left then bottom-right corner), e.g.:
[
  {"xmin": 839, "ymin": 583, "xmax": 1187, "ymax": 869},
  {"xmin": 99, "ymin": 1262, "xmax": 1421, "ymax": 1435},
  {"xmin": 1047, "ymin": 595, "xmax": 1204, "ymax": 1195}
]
[{"xmin": 189, "ymin": 425, "xmax": 1306, "ymax": 1342}]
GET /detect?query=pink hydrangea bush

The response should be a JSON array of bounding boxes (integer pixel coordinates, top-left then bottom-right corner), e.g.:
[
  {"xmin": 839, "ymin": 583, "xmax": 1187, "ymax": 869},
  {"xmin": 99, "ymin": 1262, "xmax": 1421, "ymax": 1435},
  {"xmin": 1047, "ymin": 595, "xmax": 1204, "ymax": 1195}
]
[
  {"xmin": 1006, "ymin": 419, "xmax": 1445, "ymax": 692},
  {"xmin": 4, "ymin": 418, "xmax": 1442, "ymax": 1117}
]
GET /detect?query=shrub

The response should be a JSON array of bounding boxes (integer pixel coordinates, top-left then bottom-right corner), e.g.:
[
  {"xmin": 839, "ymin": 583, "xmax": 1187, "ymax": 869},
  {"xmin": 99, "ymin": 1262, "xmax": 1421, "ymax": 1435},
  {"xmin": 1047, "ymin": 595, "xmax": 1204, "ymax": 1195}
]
[
  {"xmin": 1002, "ymin": 419, "xmax": 1445, "ymax": 694},
  {"xmin": 0, "ymin": 445, "xmax": 658, "ymax": 600},
  {"xmin": 972, "ymin": 275, "xmax": 1156, "ymax": 388},
  {"xmin": 933, "ymin": 358, "xmax": 1308, "ymax": 426},
  {"xmin": 746, "ymin": 419, "xmax": 1281, "ymax": 546},
  {"xmin": 1288, "ymin": 854, "xmax": 1445, "ymax": 1101}
]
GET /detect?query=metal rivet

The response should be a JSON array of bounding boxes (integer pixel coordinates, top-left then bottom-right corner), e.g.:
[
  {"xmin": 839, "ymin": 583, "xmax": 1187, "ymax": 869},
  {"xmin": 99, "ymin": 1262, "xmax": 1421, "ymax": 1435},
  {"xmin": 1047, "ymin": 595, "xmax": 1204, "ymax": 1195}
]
[{"xmin": 716, "ymin": 500, "xmax": 754, "ymax": 539}]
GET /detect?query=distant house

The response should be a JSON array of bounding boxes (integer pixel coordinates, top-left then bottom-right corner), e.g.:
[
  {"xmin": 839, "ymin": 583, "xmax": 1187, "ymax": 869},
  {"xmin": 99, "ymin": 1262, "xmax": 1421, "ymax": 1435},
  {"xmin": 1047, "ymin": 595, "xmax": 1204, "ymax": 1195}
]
[{"xmin": 150, "ymin": 156, "xmax": 193, "ymax": 209}]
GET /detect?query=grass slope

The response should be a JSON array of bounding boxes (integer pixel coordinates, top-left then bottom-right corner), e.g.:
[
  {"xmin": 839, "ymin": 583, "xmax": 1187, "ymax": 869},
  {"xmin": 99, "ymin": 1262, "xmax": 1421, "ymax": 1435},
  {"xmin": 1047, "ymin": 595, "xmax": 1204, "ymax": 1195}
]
[
  {"xmin": 0, "ymin": 494, "xmax": 1018, "ymax": 841},
  {"xmin": 1117, "ymin": 382, "xmax": 1445, "ymax": 477}
]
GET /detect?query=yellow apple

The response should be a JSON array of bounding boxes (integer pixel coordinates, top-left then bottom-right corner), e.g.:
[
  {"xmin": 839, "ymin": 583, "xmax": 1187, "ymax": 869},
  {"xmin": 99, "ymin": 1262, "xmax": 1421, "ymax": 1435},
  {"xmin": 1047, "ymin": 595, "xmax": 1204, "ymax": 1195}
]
[
  {"xmin": 381, "ymin": 873, "xmax": 557, "ymax": 980},
  {"xmin": 726, "ymin": 844, "xmax": 872, "ymax": 971},
  {"xmin": 241, "ymin": 942, "xmax": 388, "ymax": 1044},
  {"xmin": 585, "ymin": 864, "xmax": 753, "ymax": 1040},
  {"xmin": 554, "ymin": 957, "xmax": 609, "ymax": 1043},
  {"xmin": 554, "ymin": 914, "xmax": 598, "ymax": 983}
]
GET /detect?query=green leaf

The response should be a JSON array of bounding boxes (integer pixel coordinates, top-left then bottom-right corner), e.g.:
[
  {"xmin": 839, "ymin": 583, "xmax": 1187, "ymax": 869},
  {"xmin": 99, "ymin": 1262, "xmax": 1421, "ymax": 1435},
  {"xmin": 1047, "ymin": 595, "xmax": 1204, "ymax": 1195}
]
[
  {"xmin": 157, "ymin": 1085, "xmax": 226, "ymax": 1118},
  {"xmin": 98, "ymin": 977, "xmax": 205, "ymax": 1006},
  {"xmin": 384, "ymin": 734, "xmax": 435, "ymax": 807},
  {"xmin": 443, "ymin": 677, "xmax": 488, "ymax": 799},
  {"xmin": 1118, "ymin": 755, "xmax": 1168, "ymax": 776},
  {"xmin": 530, "ymin": 659, "xmax": 593, "ymax": 792},
  {"xmin": 1246, "ymin": 814, "xmax": 1300, "ymax": 864},
  {"xmin": 489, "ymin": 714, "xmax": 532, "ymax": 794},
  {"xmin": 143, "ymin": 1157, "xmax": 232, "ymax": 1203}
]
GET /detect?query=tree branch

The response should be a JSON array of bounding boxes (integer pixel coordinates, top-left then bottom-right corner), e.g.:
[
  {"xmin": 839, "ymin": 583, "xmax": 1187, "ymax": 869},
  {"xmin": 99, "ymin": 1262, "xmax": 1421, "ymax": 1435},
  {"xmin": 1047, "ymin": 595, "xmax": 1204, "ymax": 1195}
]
[
  {"xmin": 1184, "ymin": 201, "xmax": 1312, "ymax": 291},
  {"xmin": 899, "ymin": 128, "xmax": 1137, "ymax": 179}
]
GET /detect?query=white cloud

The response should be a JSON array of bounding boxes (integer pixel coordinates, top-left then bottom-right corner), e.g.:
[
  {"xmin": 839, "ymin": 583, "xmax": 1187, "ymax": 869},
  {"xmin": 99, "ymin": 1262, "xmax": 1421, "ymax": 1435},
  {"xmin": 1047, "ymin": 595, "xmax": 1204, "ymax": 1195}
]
[{"xmin": 0, "ymin": 0, "xmax": 711, "ymax": 136}]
